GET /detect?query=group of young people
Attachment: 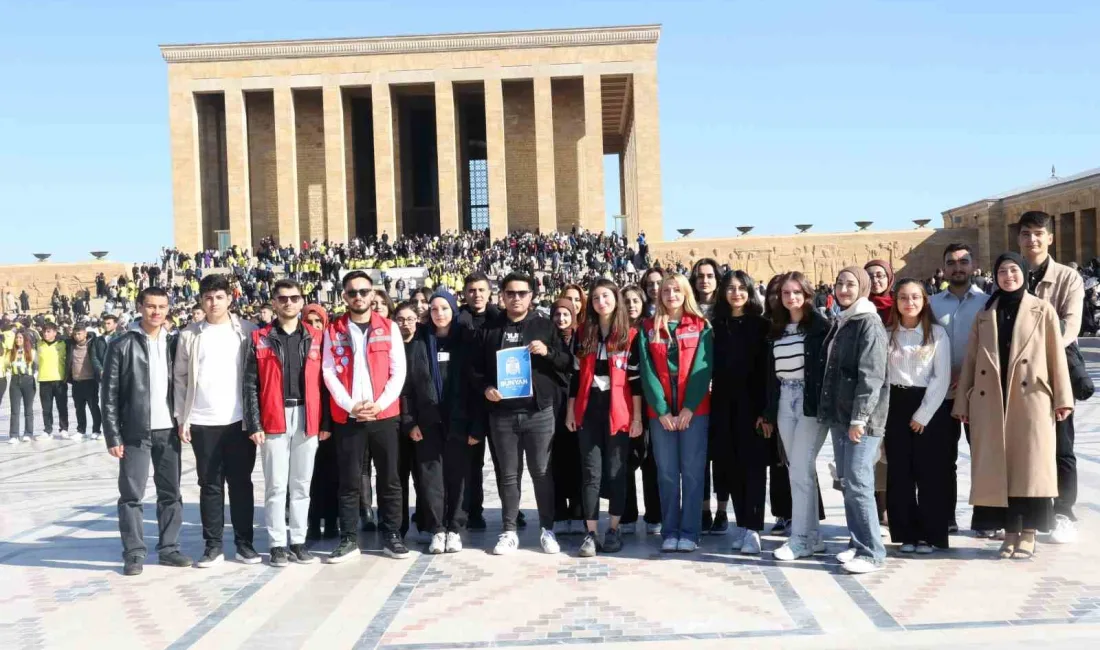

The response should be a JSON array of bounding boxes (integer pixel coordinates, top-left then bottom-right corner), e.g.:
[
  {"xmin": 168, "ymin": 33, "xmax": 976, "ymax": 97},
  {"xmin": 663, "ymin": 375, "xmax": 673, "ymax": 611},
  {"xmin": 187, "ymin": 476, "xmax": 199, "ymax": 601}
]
[{"xmin": 97, "ymin": 209, "xmax": 1085, "ymax": 576}]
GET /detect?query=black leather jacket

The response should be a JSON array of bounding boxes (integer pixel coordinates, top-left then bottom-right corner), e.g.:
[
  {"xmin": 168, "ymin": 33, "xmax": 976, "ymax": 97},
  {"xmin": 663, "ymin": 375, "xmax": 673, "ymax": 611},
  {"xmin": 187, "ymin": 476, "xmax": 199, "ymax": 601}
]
[
  {"xmin": 91, "ymin": 332, "xmax": 114, "ymax": 383},
  {"xmin": 100, "ymin": 329, "xmax": 178, "ymax": 449}
]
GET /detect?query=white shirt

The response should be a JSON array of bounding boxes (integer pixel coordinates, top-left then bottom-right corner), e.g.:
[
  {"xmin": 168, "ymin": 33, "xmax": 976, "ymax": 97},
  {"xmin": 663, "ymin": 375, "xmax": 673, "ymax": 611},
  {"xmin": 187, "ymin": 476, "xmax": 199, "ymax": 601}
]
[
  {"xmin": 188, "ymin": 321, "xmax": 245, "ymax": 426},
  {"xmin": 143, "ymin": 326, "xmax": 175, "ymax": 431},
  {"xmin": 887, "ymin": 324, "xmax": 951, "ymax": 426},
  {"xmin": 322, "ymin": 319, "xmax": 406, "ymax": 419}
]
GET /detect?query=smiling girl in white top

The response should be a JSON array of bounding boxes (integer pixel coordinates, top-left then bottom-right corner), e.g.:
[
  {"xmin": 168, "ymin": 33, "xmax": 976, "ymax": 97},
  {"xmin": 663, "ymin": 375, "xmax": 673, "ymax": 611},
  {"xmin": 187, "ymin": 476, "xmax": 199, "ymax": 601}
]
[{"xmin": 884, "ymin": 278, "xmax": 952, "ymax": 554}]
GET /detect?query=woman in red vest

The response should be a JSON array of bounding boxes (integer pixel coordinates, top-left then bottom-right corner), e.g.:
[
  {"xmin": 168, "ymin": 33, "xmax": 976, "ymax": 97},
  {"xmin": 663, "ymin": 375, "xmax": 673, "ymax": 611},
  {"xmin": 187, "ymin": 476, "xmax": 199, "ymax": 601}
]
[
  {"xmin": 565, "ymin": 279, "xmax": 643, "ymax": 557},
  {"xmin": 638, "ymin": 273, "xmax": 714, "ymax": 553}
]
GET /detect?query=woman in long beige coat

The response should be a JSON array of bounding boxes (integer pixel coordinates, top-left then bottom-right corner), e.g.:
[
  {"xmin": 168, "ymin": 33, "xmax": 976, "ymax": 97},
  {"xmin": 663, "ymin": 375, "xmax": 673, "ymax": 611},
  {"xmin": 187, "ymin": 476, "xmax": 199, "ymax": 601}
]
[{"xmin": 953, "ymin": 252, "xmax": 1073, "ymax": 559}]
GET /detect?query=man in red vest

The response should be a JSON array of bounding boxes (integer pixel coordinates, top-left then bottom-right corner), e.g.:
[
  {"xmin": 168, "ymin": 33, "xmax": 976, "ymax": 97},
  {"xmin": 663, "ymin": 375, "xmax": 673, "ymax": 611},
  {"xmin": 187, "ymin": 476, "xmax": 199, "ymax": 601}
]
[
  {"xmin": 322, "ymin": 271, "xmax": 409, "ymax": 562},
  {"xmin": 243, "ymin": 279, "xmax": 330, "ymax": 568}
]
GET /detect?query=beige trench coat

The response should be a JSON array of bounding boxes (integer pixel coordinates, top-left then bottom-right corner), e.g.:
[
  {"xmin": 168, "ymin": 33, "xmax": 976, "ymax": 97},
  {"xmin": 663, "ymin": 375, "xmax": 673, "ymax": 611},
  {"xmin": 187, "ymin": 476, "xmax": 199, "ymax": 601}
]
[{"xmin": 951, "ymin": 293, "xmax": 1073, "ymax": 508}]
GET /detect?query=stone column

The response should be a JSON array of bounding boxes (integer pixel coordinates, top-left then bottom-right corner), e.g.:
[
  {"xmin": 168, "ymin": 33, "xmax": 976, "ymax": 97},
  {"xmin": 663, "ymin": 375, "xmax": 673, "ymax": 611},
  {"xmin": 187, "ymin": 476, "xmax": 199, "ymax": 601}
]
[
  {"xmin": 169, "ymin": 83, "xmax": 202, "ymax": 252},
  {"xmin": 581, "ymin": 73, "xmax": 605, "ymax": 234},
  {"xmin": 1055, "ymin": 212, "xmax": 1066, "ymax": 262},
  {"xmin": 223, "ymin": 85, "xmax": 252, "ymax": 248},
  {"xmin": 435, "ymin": 80, "xmax": 461, "ymax": 235},
  {"xmin": 323, "ymin": 84, "xmax": 348, "ymax": 244},
  {"xmin": 631, "ymin": 68, "xmax": 663, "ymax": 242},
  {"xmin": 484, "ymin": 76, "xmax": 509, "ymax": 241},
  {"xmin": 533, "ymin": 76, "xmax": 558, "ymax": 234},
  {"xmin": 273, "ymin": 86, "xmax": 300, "ymax": 247},
  {"xmin": 372, "ymin": 82, "xmax": 399, "ymax": 240},
  {"xmin": 1075, "ymin": 211, "xmax": 1084, "ymax": 263}
]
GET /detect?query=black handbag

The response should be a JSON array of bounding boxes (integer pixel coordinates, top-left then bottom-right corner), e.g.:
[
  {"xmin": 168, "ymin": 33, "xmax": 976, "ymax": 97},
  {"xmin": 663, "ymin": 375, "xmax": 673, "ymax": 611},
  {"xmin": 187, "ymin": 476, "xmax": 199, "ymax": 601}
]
[{"xmin": 1066, "ymin": 342, "xmax": 1094, "ymax": 402}]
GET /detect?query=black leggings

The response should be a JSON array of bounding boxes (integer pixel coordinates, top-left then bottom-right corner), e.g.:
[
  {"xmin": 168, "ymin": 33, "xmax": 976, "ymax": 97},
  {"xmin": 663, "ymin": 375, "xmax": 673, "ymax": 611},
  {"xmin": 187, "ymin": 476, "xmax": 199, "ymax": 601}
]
[{"xmin": 578, "ymin": 401, "xmax": 630, "ymax": 521}]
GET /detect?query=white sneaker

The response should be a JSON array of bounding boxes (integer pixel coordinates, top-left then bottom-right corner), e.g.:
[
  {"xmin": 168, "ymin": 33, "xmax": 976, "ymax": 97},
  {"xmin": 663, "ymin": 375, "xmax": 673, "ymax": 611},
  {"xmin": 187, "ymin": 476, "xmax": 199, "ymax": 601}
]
[
  {"xmin": 900, "ymin": 543, "xmax": 916, "ymax": 553},
  {"xmin": 661, "ymin": 537, "xmax": 680, "ymax": 553},
  {"xmin": 773, "ymin": 541, "xmax": 813, "ymax": 561},
  {"xmin": 7, "ymin": 437, "xmax": 19, "ymax": 445},
  {"xmin": 428, "ymin": 532, "xmax": 446, "ymax": 555},
  {"xmin": 729, "ymin": 526, "xmax": 745, "ymax": 549},
  {"xmin": 676, "ymin": 538, "xmax": 697, "ymax": 553},
  {"xmin": 1049, "ymin": 514, "xmax": 1078, "ymax": 545},
  {"xmin": 445, "ymin": 532, "xmax": 462, "ymax": 553},
  {"xmin": 813, "ymin": 534, "xmax": 826, "ymax": 553},
  {"xmin": 33, "ymin": 433, "xmax": 47, "ymax": 441},
  {"xmin": 915, "ymin": 542, "xmax": 934, "ymax": 555},
  {"xmin": 553, "ymin": 520, "xmax": 570, "ymax": 535},
  {"xmin": 843, "ymin": 558, "xmax": 884, "ymax": 574},
  {"xmin": 646, "ymin": 523, "xmax": 663, "ymax": 536},
  {"xmin": 493, "ymin": 531, "xmax": 519, "ymax": 555},
  {"xmin": 91, "ymin": 433, "xmax": 103, "ymax": 441},
  {"xmin": 620, "ymin": 522, "xmax": 636, "ymax": 535},
  {"xmin": 836, "ymin": 548, "xmax": 857, "ymax": 564},
  {"xmin": 740, "ymin": 530, "xmax": 762, "ymax": 555},
  {"xmin": 540, "ymin": 528, "xmax": 560, "ymax": 554}
]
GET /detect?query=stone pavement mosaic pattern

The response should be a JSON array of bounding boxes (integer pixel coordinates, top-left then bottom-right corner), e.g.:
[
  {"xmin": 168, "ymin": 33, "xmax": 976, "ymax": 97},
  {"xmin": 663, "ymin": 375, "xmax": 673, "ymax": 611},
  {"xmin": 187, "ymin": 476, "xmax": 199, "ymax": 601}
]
[{"xmin": 4, "ymin": 346, "xmax": 1100, "ymax": 648}]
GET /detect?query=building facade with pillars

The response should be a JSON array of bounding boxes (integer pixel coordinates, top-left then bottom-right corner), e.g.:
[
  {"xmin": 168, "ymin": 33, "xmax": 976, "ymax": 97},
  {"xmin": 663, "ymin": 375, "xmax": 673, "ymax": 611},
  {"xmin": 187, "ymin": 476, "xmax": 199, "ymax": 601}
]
[
  {"xmin": 161, "ymin": 25, "xmax": 663, "ymax": 253},
  {"xmin": 942, "ymin": 166, "xmax": 1100, "ymax": 271}
]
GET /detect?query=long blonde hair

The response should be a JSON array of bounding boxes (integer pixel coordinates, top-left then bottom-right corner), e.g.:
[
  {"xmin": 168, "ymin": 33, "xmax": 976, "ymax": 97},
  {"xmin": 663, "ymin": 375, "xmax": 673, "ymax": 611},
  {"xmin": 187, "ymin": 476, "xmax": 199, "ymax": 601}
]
[{"xmin": 653, "ymin": 273, "xmax": 705, "ymax": 340}]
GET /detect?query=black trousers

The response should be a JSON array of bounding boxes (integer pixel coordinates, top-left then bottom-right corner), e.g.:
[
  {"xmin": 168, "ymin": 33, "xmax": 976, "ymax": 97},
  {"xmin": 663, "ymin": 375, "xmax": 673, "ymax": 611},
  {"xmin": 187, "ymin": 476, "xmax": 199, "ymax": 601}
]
[
  {"xmin": 728, "ymin": 418, "xmax": 769, "ymax": 532},
  {"xmin": 623, "ymin": 434, "xmax": 662, "ymax": 525},
  {"xmin": 884, "ymin": 387, "xmax": 953, "ymax": 548},
  {"xmin": 462, "ymin": 415, "xmax": 495, "ymax": 520},
  {"xmin": 443, "ymin": 434, "xmax": 473, "ymax": 532},
  {"xmin": 577, "ymin": 401, "xmax": 630, "ymax": 521},
  {"xmin": 397, "ymin": 428, "xmax": 424, "ymax": 536},
  {"xmin": 411, "ymin": 423, "xmax": 446, "ymax": 534},
  {"xmin": 704, "ymin": 426, "xmax": 731, "ymax": 513},
  {"xmin": 359, "ymin": 444, "xmax": 374, "ymax": 514},
  {"xmin": 190, "ymin": 421, "xmax": 256, "ymax": 548},
  {"xmin": 1054, "ymin": 413, "xmax": 1077, "ymax": 521},
  {"xmin": 337, "ymin": 417, "xmax": 401, "ymax": 537},
  {"xmin": 308, "ymin": 434, "xmax": 339, "ymax": 532},
  {"xmin": 980, "ymin": 497, "xmax": 1053, "ymax": 534},
  {"xmin": 118, "ymin": 429, "xmax": 183, "ymax": 559},
  {"xmin": 8, "ymin": 375, "xmax": 35, "ymax": 437},
  {"xmin": 0, "ymin": 377, "xmax": 6, "ymax": 413},
  {"xmin": 490, "ymin": 406, "xmax": 556, "ymax": 531},
  {"xmin": 552, "ymin": 426, "xmax": 583, "ymax": 522},
  {"xmin": 38, "ymin": 380, "xmax": 69, "ymax": 433},
  {"xmin": 72, "ymin": 379, "xmax": 102, "ymax": 434}
]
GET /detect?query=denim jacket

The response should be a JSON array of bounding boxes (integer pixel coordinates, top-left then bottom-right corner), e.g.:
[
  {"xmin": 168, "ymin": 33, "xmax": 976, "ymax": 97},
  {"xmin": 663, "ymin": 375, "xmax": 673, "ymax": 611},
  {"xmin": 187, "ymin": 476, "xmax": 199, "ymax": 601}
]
[{"xmin": 818, "ymin": 310, "xmax": 889, "ymax": 436}]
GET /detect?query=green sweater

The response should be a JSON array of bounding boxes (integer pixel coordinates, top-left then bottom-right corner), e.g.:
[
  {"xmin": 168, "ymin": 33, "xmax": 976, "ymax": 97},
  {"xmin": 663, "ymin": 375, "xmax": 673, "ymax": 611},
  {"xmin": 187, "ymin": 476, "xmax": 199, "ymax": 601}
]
[{"xmin": 639, "ymin": 320, "xmax": 713, "ymax": 417}]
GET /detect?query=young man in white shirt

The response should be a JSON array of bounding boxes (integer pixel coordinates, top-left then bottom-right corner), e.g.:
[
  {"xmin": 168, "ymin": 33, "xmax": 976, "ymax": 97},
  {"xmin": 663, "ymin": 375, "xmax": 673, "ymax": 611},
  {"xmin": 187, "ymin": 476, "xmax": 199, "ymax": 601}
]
[
  {"xmin": 174, "ymin": 274, "xmax": 259, "ymax": 567},
  {"xmin": 322, "ymin": 271, "xmax": 409, "ymax": 562},
  {"xmin": 1017, "ymin": 211, "xmax": 1085, "ymax": 544}
]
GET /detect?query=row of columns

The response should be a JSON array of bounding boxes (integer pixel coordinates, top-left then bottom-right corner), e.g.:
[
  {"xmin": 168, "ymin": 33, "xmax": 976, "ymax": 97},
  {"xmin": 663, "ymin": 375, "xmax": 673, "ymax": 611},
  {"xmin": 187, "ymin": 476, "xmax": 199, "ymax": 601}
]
[{"xmin": 190, "ymin": 71, "xmax": 659, "ymax": 251}]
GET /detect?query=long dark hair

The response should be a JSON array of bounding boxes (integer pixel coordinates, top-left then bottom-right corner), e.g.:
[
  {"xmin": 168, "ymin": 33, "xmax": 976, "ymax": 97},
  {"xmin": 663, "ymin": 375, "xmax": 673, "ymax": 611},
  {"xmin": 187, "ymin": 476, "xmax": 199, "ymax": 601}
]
[
  {"xmin": 8, "ymin": 331, "xmax": 32, "ymax": 364},
  {"xmin": 620, "ymin": 284, "xmax": 649, "ymax": 325},
  {"xmin": 690, "ymin": 257, "xmax": 721, "ymax": 304},
  {"xmin": 578, "ymin": 278, "xmax": 632, "ymax": 356},
  {"xmin": 713, "ymin": 270, "xmax": 763, "ymax": 322},
  {"xmin": 768, "ymin": 271, "xmax": 816, "ymax": 339},
  {"xmin": 889, "ymin": 278, "xmax": 935, "ymax": 348}
]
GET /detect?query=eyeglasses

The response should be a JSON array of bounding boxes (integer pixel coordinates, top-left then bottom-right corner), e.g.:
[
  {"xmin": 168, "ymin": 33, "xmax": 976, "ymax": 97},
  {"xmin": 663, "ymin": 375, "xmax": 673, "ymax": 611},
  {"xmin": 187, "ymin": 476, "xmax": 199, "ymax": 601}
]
[
  {"xmin": 395, "ymin": 316, "xmax": 418, "ymax": 324},
  {"xmin": 345, "ymin": 289, "xmax": 371, "ymax": 298},
  {"xmin": 275, "ymin": 295, "xmax": 303, "ymax": 304},
  {"xmin": 868, "ymin": 273, "xmax": 888, "ymax": 281},
  {"xmin": 504, "ymin": 290, "xmax": 531, "ymax": 299}
]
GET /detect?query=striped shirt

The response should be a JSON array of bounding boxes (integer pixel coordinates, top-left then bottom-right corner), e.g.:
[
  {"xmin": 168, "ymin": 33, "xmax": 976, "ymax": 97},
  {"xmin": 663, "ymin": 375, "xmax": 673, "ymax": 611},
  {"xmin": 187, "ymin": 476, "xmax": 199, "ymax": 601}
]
[{"xmin": 773, "ymin": 324, "xmax": 805, "ymax": 381}]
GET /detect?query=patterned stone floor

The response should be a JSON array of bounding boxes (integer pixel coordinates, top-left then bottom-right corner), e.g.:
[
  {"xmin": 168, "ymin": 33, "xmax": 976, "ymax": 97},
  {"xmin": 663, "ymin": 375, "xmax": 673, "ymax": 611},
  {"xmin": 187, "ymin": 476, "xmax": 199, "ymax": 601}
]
[{"xmin": 4, "ymin": 342, "xmax": 1100, "ymax": 649}]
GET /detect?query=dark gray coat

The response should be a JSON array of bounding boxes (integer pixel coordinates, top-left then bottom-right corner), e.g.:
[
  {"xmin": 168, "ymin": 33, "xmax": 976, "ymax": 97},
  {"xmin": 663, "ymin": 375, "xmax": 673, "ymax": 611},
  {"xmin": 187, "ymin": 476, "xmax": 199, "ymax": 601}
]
[{"xmin": 818, "ymin": 310, "xmax": 889, "ymax": 436}]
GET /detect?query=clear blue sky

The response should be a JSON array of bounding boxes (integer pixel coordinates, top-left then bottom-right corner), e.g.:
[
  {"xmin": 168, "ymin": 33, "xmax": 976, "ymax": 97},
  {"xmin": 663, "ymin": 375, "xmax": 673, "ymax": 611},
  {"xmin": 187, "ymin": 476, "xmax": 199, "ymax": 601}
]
[{"xmin": 2, "ymin": 0, "xmax": 1098, "ymax": 263}]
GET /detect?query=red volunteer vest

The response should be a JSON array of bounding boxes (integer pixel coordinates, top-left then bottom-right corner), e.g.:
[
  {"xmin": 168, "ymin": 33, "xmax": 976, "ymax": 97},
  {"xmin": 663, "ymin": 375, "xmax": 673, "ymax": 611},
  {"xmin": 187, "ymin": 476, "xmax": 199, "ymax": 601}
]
[
  {"xmin": 573, "ymin": 328, "xmax": 637, "ymax": 435},
  {"xmin": 252, "ymin": 323, "xmax": 324, "ymax": 436},
  {"xmin": 643, "ymin": 313, "xmax": 711, "ymax": 418},
  {"xmin": 326, "ymin": 312, "xmax": 400, "ymax": 423}
]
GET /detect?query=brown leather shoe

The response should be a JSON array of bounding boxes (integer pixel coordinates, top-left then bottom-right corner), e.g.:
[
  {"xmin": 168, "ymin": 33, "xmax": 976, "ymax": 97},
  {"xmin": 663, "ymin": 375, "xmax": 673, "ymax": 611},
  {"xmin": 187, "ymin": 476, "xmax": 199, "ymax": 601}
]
[
  {"xmin": 999, "ymin": 532, "xmax": 1020, "ymax": 559},
  {"xmin": 1014, "ymin": 530, "xmax": 1036, "ymax": 559}
]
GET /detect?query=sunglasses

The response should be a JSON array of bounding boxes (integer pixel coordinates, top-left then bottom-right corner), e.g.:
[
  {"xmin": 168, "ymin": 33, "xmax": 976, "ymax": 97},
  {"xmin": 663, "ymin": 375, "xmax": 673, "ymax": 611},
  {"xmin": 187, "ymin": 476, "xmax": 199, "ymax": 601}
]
[
  {"xmin": 275, "ymin": 295, "xmax": 303, "ymax": 304},
  {"xmin": 345, "ymin": 288, "xmax": 372, "ymax": 298},
  {"xmin": 504, "ymin": 290, "xmax": 531, "ymax": 299}
]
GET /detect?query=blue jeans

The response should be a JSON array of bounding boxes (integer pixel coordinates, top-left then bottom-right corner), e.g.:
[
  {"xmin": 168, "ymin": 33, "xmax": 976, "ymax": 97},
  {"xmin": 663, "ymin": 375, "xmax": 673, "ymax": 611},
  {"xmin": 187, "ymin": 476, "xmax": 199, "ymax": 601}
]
[
  {"xmin": 650, "ymin": 415, "xmax": 709, "ymax": 543},
  {"xmin": 776, "ymin": 382, "xmax": 827, "ymax": 546},
  {"xmin": 831, "ymin": 428, "xmax": 886, "ymax": 564}
]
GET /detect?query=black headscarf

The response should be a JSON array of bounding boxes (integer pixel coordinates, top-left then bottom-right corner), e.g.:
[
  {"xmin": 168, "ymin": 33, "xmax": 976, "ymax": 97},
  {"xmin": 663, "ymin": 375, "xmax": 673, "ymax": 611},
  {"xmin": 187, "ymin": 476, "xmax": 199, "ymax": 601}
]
[{"xmin": 988, "ymin": 252, "xmax": 1030, "ymax": 406}]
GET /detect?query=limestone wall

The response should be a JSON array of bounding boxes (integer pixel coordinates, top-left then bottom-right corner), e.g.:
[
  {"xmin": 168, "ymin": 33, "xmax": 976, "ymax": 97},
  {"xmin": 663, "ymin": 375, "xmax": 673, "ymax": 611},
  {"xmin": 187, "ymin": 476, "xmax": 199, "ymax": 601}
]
[
  {"xmin": 649, "ymin": 228, "xmax": 980, "ymax": 285},
  {"xmin": 0, "ymin": 261, "xmax": 130, "ymax": 312}
]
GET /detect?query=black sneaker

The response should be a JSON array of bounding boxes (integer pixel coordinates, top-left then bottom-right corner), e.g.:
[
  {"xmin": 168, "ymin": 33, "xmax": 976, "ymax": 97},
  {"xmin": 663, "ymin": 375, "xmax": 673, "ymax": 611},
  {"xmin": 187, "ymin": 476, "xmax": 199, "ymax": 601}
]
[
  {"xmin": 467, "ymin": 514, "xmax": 488, "ymax": 531},
  {"xmin": 711, "ymin": 510, "xmax": 729, "ymax": 534},
  {"xmin": 384, "ymin": 533, "xmax": 410, "ymax": 559},
  {"xmin": 158, "ymin": 551, "xmax": 193, "ymax": 568},
  {"xmin": 578, "ymin": 532, "xmax": 598, "ymax": 558},
  {"xmin": 771, "ymin": 517, "xmax": 790, "ymax": 536},
  {"xmin": 269, "ymin": 547, "xmax": 289, "ymax": 567},
  {"xmin": 236, "ymin": 543, "xmax": 262, "ymax": 565},
  {"xmin": 289, "ymin": 544, "xmax": 317, "ymax": 564},
  {"xmin": 325, "ymin": 536, "xmax": 361, "ymax": 564},
  {"xmin": 196, "ymin": 547, "xmax": 224, "ymax": 568},
  {"xmin": 603, "ymin": 528, "xmax": 623, "ymax": 553},
  {"xmin": 360, "ymin": 507, "xmax": 378, "ymax": 532},
  {"xmin": 123, "ymin": 555, "xmax": 144, "ymax": 576},
  {"xmin": 701, "ymin": 510, "xmax": 713, "ymax": 535},
  {"xmin": 516, "ymin": 511, "xmax": 527, "ymax": 529}
]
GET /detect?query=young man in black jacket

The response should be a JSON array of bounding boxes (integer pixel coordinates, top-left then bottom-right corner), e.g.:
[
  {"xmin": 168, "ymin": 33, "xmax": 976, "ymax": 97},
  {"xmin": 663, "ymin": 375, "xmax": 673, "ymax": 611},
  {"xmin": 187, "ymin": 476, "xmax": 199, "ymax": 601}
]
[
  {"xmin": 101, "ymin": 287, "xmax": 192, "ymax": 576},
  {"xmin": 470, "ymin": 272, "xmax": 572, "ymax": 555}
]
